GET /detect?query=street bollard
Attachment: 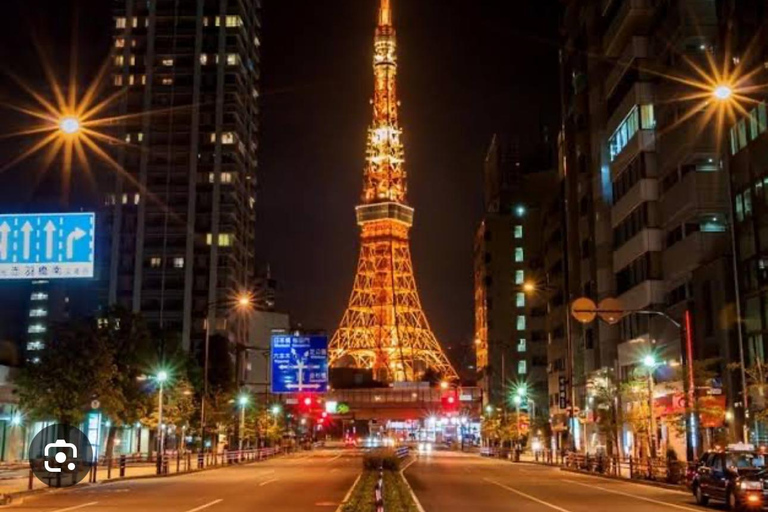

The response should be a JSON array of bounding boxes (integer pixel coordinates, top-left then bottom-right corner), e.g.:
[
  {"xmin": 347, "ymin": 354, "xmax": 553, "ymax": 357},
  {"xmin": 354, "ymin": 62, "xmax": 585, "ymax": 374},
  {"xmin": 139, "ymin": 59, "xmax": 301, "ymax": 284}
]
[
  {"xmin": 198, "ymin": 452, "xmax": 204, "ymax": 469},
  {"xmin": 176, "ymin": 451, "xmax": 181, "ymax": 474},
  {"xmin": 119, "ymin": 455, "xmax": 126, "ymax": 477},
  {"xmin": 107, "ymin": 458, "xmax": 112, "ymax": 480},
  {"xmin": 28, "ymin": 469, "xmax": 33, "ymax": 490}
]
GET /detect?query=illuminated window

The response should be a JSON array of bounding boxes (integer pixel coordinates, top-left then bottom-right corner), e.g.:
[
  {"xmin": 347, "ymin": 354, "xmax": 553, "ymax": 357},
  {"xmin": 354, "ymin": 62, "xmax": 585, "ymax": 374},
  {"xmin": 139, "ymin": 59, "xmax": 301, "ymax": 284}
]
[
  {"xmin": 115, "ymin": 55, "xmax": 124, "ymax": 66},
  {"xmin": 515, "ymin": 247, "xmax": 524, "ymax": 262},
  {"xmin": 226, "ymin": 54, "xmax": 238, "ymax": 66},
  {"xmin": 162, "ymin": 58, "xmax": 174, "ymax": 66},
  {"xmin": 210, "ymin": 133, "xmax": 217, "ymax": 143},
  {"xmin": 140, "ymin": 74, "xmax": 146, "ymax": 85},
  {"xmin": 130, "ymin": 56, "xmax": 136, "ymax": 66},
  {"xmin": 173, "ymin": 258, "xmax": 185, "ymax": 269},
  {"xmin": 128, "ymin": 75, "xmax": 135, "ymax": 85},
  {"xmin": 206, "ymin": 234, "xmax": 234, "ymax": 246},
  {"xmin": 515, "ymin": 270, "xmax": 524, "ymax": 285},
  {"xmin": 608, "ymin": 105, "xmax": 655, "ymax": 161},
  {"xmin": 514, "ymin": 225, "xmax": 523, "ymax": 239},
  {"xmin": 221, "ymin": 172, "xmax": 232, "ymax": 183},
  {"xmin": 516, "ymin": 292, "xmax": 525, "ymax": 308},
  {"xmin": 137, "ymin": 132, "xmax": 144, "ymax": 142},
  {"xmin": 29, "ymin": 309, "xmax": 47, "ymax": 318},
  {"xmin": 203, "ymin": 17, "xmax": 210, "ymax": 27},
  {"xmin": 516, "ymin": 315, "xmax": 526, "ymax": 331},
  {"xmin": 518, "ymin": 360, "xmax": 527, "ymax": 375},
  {"xmin": 150, "ymin": 257, "xmax": 162, "ymax": 268},
  {"xmin": 134, "ymin": 194, "xmax": 141, "ymax": 205},
  {"xmin": 221, "ymin": 132, "xmax": 235, "ymax": 144},
  {"xmin": 31, "ymin": 292, "xmax": 48, "ymax": 301},
  {"xmin": 132, "ymin": 17, "xmax": 138, "ymax": 28},
  {"xmin": 114, "ymin": 75, "xmax": 124, "ymax": 86},
  {"xmin": 225, "ymin": 15, "xmax": 242, "ymax": 27},
  {"xmin": 28, "ymin": 325, "xmax": 46, "ymax": 334},
  {"xmin": 122, "ymin": 194, "xmax": 129, "ymax": 205},
  {"xmin": 517, "ymin": 339, "xmax": 526, "ymax": 352},
  {"xmin": 200, "ymin": 54, "xmax": 208, "ymax": 65},
  {"xmin": 115, "ymin": 38, "xmax": 125, "ymax": 48},
  {"xmin": 27, "ymin": 341, "xmax": 44, "ymax": 351},
  {"xmin": 161, "ymin": 78, "xmax": 174, "ymax": 85},
  {"xmin": 115, "ymin": 17, "xmax": 126, "ymax": 29}
]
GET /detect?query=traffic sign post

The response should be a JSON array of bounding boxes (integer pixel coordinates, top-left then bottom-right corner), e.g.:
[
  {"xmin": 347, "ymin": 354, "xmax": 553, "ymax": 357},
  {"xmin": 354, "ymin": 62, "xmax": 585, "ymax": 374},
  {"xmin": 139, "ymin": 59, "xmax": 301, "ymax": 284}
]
[
  {"xmin": 271, "ymin": 335, "xmax": 329, "ymax": 394},
  {"xmin": 0, "ymin": 212, "xmax": 95, "ymax": 280}
]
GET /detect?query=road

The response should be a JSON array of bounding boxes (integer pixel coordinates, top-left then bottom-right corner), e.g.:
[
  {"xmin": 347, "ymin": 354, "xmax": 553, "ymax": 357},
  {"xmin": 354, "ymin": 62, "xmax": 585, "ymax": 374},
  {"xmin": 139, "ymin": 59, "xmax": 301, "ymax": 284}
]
[
  {"xmin": 405, "ymin": 451, "xmax": 710, "ymax": 512},
  {"xmin": 5, "ymin": 449, "xmax": 359, "ymax": 512}
]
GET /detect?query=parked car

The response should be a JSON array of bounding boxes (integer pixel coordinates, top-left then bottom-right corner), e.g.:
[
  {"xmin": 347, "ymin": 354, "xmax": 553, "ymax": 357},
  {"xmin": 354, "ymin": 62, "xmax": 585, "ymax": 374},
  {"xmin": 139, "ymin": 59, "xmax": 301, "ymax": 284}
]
[{"xmin": 691, "ymin": 444, "xmax": 767, "ymax": 510}]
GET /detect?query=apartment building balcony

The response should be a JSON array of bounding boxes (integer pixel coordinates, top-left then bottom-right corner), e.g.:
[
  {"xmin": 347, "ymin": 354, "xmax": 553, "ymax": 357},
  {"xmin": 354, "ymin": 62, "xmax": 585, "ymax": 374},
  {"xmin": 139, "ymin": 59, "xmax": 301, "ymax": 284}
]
[
  {"xmin": 617, "ymin": 279, "xmax": 665, "ymax": 310},
  {"xmin": 663, "ymin": 231, "xmax": 728, "ymax": 282},
  {"xmin": 606, "ymin": 36, "xmax": 649, "ymax": 98},
  {"xmin": 660, "ymin": 169, "xmax": 727, "ymax": 226},
  {"xmin": 603, "ymin": 0, "xmax": 656, "ymax": 57},
  {"xmin": 656, "ymin": 115, "xmax": 717, "ymax": 172},
  {"xmin": 612, "ymin": 178, "xmax": 658, "ymax": 227},
  {"xmin": 613, "ymin": 228, "xmax": 663, "ymax": 272}
]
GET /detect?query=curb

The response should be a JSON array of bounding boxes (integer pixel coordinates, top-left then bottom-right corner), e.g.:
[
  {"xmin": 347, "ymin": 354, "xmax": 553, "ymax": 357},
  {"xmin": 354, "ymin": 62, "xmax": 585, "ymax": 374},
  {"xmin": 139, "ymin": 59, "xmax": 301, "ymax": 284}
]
[
  {"xmin": 0, "ymin": 453, "xmax": 288, "ymax": 507},
  {"xmin": 559, "ymin": 467, "xmax": 687, "ymax": 492}
]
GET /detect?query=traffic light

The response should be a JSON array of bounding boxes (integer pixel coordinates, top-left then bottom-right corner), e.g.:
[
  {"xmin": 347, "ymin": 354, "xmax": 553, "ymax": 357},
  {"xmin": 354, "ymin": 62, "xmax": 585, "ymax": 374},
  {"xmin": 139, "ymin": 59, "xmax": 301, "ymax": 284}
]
[{"xmin": 441, "ymin": 390, "xmax": 459, "ymax": 413}]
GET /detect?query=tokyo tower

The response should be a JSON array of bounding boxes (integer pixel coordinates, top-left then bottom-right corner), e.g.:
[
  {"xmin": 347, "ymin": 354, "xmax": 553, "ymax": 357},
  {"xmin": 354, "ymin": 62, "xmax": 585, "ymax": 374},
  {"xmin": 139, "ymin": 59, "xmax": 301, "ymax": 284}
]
[{"xmin": 329, "ymin": 0, "xmax": 458, "ymax": 382}]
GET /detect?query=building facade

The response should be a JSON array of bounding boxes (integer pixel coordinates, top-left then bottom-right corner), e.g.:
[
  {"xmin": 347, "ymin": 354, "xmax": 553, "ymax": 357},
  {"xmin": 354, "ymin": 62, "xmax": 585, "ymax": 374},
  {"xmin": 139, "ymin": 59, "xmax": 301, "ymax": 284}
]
[
  {"xmin": 474, "ymin": 135, "xmax": 554, "ymax": 421},
  {"xmin": 104, "ymin": 0, "xmax": 261, "ymax": 353},
  {"xmin": 557, "ymin": 0, "xmax": 739, "ymax": 456}
]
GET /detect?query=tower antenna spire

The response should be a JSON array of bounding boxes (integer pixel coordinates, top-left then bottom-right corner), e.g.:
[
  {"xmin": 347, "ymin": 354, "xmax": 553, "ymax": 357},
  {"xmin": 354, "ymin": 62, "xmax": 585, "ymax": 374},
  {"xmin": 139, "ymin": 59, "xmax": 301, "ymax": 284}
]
[{"xmin": 379, "ymin": 0, "xmax": 392, "ymax": 27}]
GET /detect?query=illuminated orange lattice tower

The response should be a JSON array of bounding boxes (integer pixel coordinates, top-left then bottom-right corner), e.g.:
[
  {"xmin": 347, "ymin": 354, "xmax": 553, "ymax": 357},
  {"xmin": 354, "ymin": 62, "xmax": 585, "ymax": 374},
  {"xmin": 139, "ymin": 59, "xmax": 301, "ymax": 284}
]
[{"xmin": 329, "ymin": 0, "xmax": 458, "ymax": 382}]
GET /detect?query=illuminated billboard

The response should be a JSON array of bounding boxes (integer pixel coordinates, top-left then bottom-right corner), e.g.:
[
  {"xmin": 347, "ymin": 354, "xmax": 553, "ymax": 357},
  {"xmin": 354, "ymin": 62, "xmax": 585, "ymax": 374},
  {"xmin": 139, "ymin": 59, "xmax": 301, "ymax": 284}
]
[
  {"xmin": 0, "ymin": 213, "xmax": 95, "ymax": 280},
  {"xmin": 271, "ymin": 334, "xmax": 328, "ymax": 394}
]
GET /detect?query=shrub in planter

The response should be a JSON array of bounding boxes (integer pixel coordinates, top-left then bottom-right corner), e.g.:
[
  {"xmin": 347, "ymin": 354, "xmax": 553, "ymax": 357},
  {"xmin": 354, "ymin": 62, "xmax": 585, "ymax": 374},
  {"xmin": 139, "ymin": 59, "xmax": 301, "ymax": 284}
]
[{"xmin": 363, "ymin": 448, "xmax": 401, "ymax": 471}]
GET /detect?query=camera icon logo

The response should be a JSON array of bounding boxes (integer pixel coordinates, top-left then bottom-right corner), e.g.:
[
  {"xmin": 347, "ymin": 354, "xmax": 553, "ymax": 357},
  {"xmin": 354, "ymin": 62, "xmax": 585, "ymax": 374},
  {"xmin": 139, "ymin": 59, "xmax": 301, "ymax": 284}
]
[
  {"xmin": 44, "ymin": 439, "xmax": 78, "ymax": 473},
  {"xmin": 28, "ymin": 424, "xmax": 93, "ymax": 487}
]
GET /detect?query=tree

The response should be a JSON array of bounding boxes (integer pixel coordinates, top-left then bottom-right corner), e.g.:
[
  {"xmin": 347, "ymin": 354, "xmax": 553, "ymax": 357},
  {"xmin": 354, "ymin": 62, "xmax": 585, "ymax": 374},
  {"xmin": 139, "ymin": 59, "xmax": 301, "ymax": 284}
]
[
  {"xmin": 590, "ymin": 369, "xmax": 621, "ymax": 457},
  {"xmin": 16, "ymin": 319, "xmax": 120, "ymax": 425}
]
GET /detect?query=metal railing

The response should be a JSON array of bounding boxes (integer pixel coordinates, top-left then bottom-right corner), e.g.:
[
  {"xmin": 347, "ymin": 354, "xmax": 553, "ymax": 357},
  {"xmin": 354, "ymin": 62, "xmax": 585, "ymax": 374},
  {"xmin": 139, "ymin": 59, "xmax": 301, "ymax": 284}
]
[
  {"xmin": 20, "ymin": 447, "xmax": 288, "ymax": 493},
  {"xmin": 563, "ymin": 452, "xmax": 692, "ymax": 485}
]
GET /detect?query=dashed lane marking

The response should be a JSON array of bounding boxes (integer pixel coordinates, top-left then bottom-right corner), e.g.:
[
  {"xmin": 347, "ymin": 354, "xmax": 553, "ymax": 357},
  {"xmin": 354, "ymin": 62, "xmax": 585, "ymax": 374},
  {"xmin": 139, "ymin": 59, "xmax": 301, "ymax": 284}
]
[
  {"xmin": 485, "ymin": 479, "xmax": 575, "ymax": 512},
  {"xmin": 562, "ymin": 479, "xmax": 701, "ymax": 511},
  {"xmin": 49, "ymin": 503, "xmax": 99, "ymax": 512},
  {"xmin": 182, "ymin": 499, "xmax": 223, "ymax": 512},
  {"xmin": 259, "ymin": 478, "xmax": 279, "ymax": 486}
]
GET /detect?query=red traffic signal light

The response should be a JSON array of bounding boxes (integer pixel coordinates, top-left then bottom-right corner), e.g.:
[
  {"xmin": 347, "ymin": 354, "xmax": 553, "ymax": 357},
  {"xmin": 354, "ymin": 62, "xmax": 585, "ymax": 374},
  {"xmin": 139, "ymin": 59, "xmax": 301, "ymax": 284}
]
[{"xmin": 441, "ymin": 390, "xmax": 459, "ymax": 412}]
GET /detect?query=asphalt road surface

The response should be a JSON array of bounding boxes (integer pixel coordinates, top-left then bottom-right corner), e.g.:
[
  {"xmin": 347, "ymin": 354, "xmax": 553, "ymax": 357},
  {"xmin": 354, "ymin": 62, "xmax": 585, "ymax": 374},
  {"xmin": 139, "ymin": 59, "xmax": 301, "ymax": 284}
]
[
  {"xmin": 405, "ymin": 451, "xmax": 714, "ymax": 512},
  {"xmin": 5, "ymin": 449, "xmax": 359, "ymax": 512}
]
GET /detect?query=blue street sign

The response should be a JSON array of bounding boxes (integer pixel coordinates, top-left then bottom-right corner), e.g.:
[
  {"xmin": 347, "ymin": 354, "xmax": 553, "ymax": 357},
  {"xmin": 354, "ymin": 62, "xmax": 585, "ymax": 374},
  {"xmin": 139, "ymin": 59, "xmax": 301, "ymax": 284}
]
[
  {"xmin": 271, "ymin": 335, "xmax": 328, "ymax": 394},
  {"xmin": 0, "ymin": 212, "xmax": 95, "ymax": 280}
]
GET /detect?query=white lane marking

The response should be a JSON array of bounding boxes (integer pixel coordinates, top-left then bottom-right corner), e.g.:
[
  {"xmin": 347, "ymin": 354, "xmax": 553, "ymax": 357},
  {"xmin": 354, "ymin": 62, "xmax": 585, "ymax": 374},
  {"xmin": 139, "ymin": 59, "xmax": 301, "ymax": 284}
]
[
  {"xmin": 485, "ymin": 479, "xmax": 575, "ymax": 512},
  {"xmin": 259, "ymin": 478, "xmax": 279, "ymax": 486},
  {"xmin": 183, "ymin": 500, "xmax": 223, "ymax": 512},
  {"xmin": 400, "ymin": 465, "xmax": 426, "ymax": 512},
  {"xmin": 329, "ymin": 454, "xmax": 342, "ymax": 462},
  {"xmin": 400, "ymin": 458, "xmax": 417, "ymax": 473},
  {"xmin": 330, "ymin": 468, "xmax": 339, "ymax": 473},
  {"xmin": 182, "ymin": 499, "xmax": 223, "ymax": 512},
  {"xmin": 562, "ymin": 479, "xmax": 700, "ymax": 511},
  {"xmin": 564, "ymin": 472, "xmax": 688, "ymax": 495},
  {"xmin": 335, "ymin": 474, "xmax": 361, "ymax": 512},
  {"xmin": 50, "ymin": 503, "xmax": 99, "ymax": 512}
]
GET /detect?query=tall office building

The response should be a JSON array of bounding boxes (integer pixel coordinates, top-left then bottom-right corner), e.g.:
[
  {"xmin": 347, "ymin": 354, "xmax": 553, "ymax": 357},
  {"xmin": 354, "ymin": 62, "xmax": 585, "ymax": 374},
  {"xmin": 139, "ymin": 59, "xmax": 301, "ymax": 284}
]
[
  {"xmin": 474, "ymin": 135, "xmax": 554, "ymax": 417},
  {"xmin": 558, "ymin": 0, "xmax": 739, "ymax": 454},
  {"xmin": 103, "ymin": 1, "xmax": 261, "ymax": 351}
]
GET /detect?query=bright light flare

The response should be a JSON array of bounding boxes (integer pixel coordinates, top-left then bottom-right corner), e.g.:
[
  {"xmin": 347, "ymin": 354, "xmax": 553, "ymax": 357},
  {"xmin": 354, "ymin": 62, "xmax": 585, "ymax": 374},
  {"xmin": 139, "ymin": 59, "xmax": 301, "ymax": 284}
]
[
  {"xmin": 713, "ymin": 84, "xmax": 733, "ymax": 101},
  {"xmin": 59, "ymin": 116, "xmax": 81, "ymax": 135}
]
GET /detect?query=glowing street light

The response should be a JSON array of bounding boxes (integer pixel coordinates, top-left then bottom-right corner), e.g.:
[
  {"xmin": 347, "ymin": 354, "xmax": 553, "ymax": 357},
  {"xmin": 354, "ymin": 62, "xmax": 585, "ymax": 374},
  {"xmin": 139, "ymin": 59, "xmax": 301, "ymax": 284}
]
[
  {"xmin": 522, "ymin": 281, "xmax": 537, "ymax": 294},
  {"xmin": 642, "ymin": 355, "xmax": 658, "ymax": 369},
  {"xmin": 157, "ymin": 370, "xmax": 169, "ymax": 383},
  {"xmin": 59, "ymin": 116, "xmax": 81, "ymax": 135},
  {"xmin": 270, "ymin": 404, "xmax": 282, "ymax": 416},
  {"xmin": 713, "ymin": 84, "xmax": 733, "ymax": 101}
]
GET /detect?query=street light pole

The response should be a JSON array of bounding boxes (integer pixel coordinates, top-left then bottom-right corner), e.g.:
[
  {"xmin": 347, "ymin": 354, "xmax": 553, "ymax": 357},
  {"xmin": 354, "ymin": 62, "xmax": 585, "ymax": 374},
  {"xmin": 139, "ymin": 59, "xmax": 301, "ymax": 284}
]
[
  {"xmin": 238, "ymin": 394, "xmax": 249, "ymax": 452},
  {"xmin": 155, "ymin": 370, "xmax": 169, "ymax": 473}
]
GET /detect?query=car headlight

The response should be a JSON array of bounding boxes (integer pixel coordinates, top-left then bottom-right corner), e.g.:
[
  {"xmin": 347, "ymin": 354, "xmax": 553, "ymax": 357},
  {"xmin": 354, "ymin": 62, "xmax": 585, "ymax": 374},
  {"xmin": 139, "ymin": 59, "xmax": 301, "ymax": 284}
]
[
  {"xmin": 740, "ymin": 480, "xmax": 763, "ymax": 491},
  {"xmin": 418, "ymin": 443, "xmax": 425, "ymax": 452}
]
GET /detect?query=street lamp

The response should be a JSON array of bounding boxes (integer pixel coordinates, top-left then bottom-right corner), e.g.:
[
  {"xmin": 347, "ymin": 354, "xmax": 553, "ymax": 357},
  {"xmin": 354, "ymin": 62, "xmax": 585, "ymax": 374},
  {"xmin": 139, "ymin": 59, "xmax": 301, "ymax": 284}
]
[
  {"xmin": 58, "ymin": 116, "xmax": 81, "ymax": 135},
  {"xmin": 238, "ymin": 394, "xmax": 249, "ymax": 451},
  {"xmin": 522, "ymin": 281, "xmax": 537, "ymax": 294},
  {"xmin": 642, "ymin": 355, "xmax": 659, "ymax": 458},
  {"xmin": 155, "ymin": 370, "xmax": 170, "ymax": 473},
  {"xmin": 713, "ymin": 84, "xmax": 734, "ymax": 101},
  {"xmin": 201, "ymin": 293, "xmax": 254, "ymax": 451},
  {"xmin": 270, "ymin": 404, "xmax": 282, "ymax": 416}
]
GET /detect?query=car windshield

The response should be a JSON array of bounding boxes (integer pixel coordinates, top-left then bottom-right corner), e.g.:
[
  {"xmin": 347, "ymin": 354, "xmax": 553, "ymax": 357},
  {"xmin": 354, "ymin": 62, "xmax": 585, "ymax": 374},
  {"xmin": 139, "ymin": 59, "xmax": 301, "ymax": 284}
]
[{"xmin": 727, "ymin": 452, "xmax": 765, "ymax": 469}]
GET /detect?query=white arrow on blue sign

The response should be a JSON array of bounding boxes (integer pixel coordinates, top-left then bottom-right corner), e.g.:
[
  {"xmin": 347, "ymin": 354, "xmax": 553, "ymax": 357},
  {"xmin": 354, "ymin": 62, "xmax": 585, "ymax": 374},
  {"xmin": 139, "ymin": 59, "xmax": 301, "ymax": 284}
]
[{"xmin": 0, "ymin": 212, "xmax": 95, "ymax": 280}]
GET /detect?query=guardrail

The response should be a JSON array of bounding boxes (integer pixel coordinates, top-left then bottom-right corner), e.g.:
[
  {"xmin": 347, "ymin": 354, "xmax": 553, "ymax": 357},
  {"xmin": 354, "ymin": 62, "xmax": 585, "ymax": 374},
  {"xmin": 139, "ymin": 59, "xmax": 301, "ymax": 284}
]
[
  {"xmin": 564, "ymin": 452, "xmax": 692, "ymax": 485},
  {"xmin": 20, "ymin": 447, "xmax": 286, "ymax": 493}
]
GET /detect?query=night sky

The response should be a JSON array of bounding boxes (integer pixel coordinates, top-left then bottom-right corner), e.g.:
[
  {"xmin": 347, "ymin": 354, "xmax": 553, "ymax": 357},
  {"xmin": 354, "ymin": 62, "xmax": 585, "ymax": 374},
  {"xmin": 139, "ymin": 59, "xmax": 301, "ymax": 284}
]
[{"xmin": 0, "ymin": 0, "xmax": 561, "ymax": 364}]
